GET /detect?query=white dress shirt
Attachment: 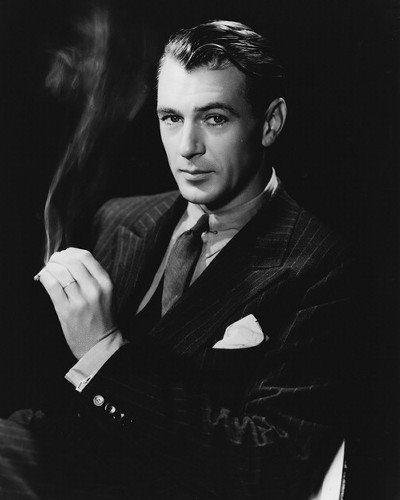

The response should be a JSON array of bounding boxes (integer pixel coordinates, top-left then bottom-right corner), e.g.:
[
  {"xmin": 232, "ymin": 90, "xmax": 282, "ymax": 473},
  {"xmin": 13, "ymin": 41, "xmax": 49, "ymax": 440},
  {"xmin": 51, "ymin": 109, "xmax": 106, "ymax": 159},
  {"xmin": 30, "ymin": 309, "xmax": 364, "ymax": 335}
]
[{"xmin": 65, "ymin": 169, "xmax": 278, "ymax": 391}]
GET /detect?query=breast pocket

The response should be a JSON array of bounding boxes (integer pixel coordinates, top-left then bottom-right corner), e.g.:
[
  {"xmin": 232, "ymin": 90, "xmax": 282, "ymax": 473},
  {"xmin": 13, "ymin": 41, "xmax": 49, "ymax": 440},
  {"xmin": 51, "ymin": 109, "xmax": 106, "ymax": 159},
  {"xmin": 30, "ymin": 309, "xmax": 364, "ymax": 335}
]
[{"xmin": 212, "ymin": 314, "xmax": 268, "ymax": 349}]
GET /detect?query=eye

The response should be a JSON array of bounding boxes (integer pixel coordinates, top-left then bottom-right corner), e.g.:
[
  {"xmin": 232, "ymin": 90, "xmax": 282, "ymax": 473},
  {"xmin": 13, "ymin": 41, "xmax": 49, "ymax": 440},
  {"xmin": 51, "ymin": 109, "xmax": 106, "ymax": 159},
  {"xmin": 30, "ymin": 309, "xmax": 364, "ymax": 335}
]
[
  {"xmin": 205, "ymin": 114, "xmax": 228, "ymax": 127},
  {"xmin": 160, "ymin": 114, "xmax": 182, "ymax": 126}
]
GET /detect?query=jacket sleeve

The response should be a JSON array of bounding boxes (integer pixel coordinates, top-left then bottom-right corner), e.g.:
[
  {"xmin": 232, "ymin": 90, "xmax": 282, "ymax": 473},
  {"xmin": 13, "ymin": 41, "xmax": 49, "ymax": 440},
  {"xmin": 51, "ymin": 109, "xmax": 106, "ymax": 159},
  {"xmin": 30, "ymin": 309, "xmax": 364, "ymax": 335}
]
[{"xmin": 71, "ymin": 260, "xmax": 361, "ymax": 498}]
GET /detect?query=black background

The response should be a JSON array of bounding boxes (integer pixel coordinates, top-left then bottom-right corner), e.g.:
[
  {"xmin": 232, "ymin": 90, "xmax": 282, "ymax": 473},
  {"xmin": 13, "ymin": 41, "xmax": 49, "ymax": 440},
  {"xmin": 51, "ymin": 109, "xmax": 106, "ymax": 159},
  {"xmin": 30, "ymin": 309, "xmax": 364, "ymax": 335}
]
[{"xmin": 1, "ymin": 0, "xmax": 399, "ymax": 497}]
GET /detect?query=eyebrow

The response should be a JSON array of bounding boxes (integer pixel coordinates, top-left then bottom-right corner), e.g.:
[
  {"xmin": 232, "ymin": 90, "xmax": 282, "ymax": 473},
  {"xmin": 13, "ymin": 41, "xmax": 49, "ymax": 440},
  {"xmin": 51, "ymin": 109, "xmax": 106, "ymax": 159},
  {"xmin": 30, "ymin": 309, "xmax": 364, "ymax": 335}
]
[{"xmin": 157, "ymin": 102, "xmax": 240, "ymax": 117}]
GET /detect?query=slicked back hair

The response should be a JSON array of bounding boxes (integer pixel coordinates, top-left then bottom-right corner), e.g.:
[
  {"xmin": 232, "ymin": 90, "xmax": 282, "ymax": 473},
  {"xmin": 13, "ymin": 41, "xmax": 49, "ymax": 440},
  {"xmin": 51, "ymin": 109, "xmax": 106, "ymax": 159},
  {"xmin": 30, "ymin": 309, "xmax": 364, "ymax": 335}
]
[{"xmin": 158, "ymin": 20, "xmax": 285, "ymax": 117}]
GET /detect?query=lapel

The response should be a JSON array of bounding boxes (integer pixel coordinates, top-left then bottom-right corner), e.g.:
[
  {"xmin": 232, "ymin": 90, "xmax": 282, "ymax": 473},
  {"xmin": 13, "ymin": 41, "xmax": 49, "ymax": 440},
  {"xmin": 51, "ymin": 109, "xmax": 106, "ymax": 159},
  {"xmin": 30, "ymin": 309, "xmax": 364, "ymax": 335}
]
[
  {"xmin": 144, "ymin": 184, "xmax": 301, "ymax": 356},
  {"xmin": 105, "ymin": 192, "xmax": 186, "ymax": 314}
]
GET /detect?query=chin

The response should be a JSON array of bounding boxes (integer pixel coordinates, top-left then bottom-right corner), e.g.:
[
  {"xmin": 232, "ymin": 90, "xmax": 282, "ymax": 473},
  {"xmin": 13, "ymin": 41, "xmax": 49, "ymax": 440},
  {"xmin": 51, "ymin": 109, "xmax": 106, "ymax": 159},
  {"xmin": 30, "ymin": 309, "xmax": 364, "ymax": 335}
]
[{"xmin": 177, "ymin": 182, "xmax": 219, "ymax": 206}]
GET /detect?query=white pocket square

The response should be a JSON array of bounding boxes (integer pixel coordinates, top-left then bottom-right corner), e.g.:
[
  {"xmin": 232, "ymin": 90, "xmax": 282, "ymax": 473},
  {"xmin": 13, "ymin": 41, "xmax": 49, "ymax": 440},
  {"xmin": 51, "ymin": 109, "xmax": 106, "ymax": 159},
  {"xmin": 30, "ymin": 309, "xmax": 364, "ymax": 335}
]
[{"xmin": 212, "ymin": 314, "xmax": 267, "ymax": 349}]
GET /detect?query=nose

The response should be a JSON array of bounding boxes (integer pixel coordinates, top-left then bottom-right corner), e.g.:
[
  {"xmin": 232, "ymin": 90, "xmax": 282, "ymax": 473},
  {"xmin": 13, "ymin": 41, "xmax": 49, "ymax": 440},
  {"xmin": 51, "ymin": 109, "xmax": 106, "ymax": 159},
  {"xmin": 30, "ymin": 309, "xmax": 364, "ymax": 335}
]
[{"xmin": 178, "ymin": 122, "xmax": 205, "ymax": 160}]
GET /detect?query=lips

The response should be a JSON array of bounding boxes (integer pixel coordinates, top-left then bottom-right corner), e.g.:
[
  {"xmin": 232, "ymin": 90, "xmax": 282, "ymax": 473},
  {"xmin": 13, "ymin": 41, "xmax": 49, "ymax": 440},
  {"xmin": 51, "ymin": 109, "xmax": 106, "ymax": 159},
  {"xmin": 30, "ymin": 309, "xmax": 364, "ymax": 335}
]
[
  {"xmin": 180, "ymin": 169, "xmax": 213, "ymax": 175},
  {"xmin": 179, "ymin": 169, "xmax": 213, "ymax": 182}
]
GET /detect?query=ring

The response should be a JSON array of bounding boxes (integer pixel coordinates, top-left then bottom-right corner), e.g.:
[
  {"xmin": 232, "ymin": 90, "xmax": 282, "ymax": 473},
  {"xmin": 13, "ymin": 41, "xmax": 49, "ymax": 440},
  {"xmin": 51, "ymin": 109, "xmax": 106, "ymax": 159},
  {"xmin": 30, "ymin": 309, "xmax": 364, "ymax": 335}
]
[{"xmin": 62, "ymin": 279, "xmax": 77, "ymax": 290}]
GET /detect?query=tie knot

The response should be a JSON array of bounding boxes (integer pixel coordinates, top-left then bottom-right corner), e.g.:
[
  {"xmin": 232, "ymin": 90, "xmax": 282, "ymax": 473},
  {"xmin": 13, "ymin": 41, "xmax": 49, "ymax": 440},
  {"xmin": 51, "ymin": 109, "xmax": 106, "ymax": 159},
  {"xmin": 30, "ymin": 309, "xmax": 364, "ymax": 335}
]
[{"xmin": 190, "ymin": 214, "xmax": 209, "ymax": 236}]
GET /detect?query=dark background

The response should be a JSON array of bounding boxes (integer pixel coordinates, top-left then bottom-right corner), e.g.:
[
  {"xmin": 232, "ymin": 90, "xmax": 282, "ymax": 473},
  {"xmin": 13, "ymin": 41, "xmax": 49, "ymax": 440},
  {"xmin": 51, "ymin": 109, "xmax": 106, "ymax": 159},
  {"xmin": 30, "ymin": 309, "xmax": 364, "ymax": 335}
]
[{"xmin": 1, "ymin": 0, "xmax": 399, "ymax": 497}]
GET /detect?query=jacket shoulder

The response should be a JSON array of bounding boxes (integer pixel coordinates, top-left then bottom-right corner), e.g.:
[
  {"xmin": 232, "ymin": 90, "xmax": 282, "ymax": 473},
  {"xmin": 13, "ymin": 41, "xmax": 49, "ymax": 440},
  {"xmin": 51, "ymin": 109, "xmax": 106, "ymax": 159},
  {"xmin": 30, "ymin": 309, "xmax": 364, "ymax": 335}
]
[
  {"xmin": 292, "ymin": 208, "xmax": 349, "ymax": 263},
  {"xmin": 277, "ymin": 188, "xmax": 353, "ymax": 276}
]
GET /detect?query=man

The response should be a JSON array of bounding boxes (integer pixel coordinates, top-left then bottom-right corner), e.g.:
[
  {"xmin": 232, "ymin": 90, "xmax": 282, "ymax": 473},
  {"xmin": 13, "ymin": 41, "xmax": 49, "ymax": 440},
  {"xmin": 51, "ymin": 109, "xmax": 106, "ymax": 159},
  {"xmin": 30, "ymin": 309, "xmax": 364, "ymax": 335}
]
[{"xmin": 1, "ymin": 20, "xmax": 358, "ymax": 499}]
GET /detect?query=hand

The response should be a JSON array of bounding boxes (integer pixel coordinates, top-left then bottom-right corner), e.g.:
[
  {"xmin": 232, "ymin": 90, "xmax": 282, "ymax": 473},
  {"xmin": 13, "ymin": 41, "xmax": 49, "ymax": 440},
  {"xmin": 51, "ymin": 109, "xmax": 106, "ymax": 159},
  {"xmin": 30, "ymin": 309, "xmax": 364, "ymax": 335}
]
[{"xmin": 36, "ymin": 248, "xmax": 115, "ymax": 359}]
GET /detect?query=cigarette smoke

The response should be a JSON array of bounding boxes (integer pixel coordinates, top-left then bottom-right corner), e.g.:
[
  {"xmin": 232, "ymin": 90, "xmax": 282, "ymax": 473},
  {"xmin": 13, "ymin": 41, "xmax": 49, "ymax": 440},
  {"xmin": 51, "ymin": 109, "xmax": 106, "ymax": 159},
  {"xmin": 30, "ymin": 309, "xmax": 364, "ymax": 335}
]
[{"xmin": 43, "ymin": 5, "xmax": 153, "ymax": 263}]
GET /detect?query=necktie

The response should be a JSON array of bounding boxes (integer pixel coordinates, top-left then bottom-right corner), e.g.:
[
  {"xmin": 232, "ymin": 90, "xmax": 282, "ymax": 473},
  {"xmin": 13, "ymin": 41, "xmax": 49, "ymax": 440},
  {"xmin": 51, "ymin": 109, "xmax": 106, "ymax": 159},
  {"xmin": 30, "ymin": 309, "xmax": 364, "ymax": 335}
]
[{"xmin": 162, "ymin": 214, "xmax": 209, "ymax": 315}]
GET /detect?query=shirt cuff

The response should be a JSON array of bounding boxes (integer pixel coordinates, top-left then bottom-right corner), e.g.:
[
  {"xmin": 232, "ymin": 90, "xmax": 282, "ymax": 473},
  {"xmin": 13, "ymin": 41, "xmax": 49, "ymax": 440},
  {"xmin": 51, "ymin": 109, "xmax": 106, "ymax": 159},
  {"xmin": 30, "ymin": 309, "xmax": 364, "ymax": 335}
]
[{"xmin": 65, "ymin": 330, "xmax": 129, "ymax": 392}]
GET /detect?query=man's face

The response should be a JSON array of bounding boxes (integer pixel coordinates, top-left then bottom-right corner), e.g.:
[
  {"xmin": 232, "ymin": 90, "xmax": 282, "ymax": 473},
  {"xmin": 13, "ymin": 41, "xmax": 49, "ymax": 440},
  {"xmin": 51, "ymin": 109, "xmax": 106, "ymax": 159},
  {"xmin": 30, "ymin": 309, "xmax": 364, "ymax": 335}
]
[{"xmin": 157, "ymin": 56, "xmax": 266, "ymax": 211}]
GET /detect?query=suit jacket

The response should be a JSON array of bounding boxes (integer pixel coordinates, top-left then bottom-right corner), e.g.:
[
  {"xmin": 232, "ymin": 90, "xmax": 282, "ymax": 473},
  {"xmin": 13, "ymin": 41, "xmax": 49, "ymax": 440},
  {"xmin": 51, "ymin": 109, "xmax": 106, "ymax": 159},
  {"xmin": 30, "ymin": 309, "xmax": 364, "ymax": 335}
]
[{"xmin": 73, "ymin": 182, "xmax": 359, "ymax": 499}]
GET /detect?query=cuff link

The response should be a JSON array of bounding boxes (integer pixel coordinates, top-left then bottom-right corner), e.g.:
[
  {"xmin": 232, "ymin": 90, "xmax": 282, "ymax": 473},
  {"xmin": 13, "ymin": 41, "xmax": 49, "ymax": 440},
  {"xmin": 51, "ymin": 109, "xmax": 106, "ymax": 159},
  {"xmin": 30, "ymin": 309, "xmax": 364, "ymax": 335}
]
[
  {"xmin": 105, "ymin": 403, "xmax": 117, "ymax": 415},
  {"xmin": 93, "ymin": 395, "xmax": 105, "ymax": 407}
]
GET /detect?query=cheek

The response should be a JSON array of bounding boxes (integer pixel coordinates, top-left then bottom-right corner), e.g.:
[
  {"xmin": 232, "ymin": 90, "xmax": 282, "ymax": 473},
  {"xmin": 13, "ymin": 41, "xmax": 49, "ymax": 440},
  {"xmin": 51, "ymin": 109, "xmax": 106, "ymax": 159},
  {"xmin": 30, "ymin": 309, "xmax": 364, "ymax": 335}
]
[
  {"xmin": 221, "ymin": 126, "xmax": 258, "ymax": 156},
  {"xmin": 209, "ymin": 131, "xmax": 245, "ymax": 163},
  {"xmin": 217, "ymin": 136, "xmax": 257, "ymax": 175},
  {"xmin": 160, "ymin": 135, "xmax": 177, "ymax": 164}
]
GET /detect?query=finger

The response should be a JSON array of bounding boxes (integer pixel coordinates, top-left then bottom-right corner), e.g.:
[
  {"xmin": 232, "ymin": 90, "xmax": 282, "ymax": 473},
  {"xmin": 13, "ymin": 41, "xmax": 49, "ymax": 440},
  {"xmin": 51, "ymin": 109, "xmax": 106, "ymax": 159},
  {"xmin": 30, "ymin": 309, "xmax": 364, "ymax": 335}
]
[
  {"xmin": 49, "ymin": 252, "xmax": 102, "ymax": 300},
  {"xmin": 37, "ymin": 269, "xmax": 69, "ymax": 310},
  {"xmin": 55, "ymin": 248, "xmax": 112, "ymax": 289},
  {"xmin": 44, "ymin": 262, "xmax": 80, "ymax": 300},
  {"xmin": 45, "ymin": 262, "xmax": 75, "ymax": 287},
  {"xmin": 49, "ymin": 252, "xmax": 94, "ymax": 284},
  {"xmin": 68, "ymin": 248, "xmax": 111, "ymax": 282}
]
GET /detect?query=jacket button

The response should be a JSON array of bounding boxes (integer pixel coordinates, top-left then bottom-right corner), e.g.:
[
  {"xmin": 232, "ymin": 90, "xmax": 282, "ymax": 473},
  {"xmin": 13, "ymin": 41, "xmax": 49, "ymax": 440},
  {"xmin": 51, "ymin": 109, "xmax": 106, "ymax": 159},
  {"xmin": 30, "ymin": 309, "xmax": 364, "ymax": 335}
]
[
  {"xmin": 113, "ymin": 412, "xmax": 125, "ymax": 422},
  {"xmin": 93, "ymin": 395, "xmax": 105, "ymax": 407},
  {"xmin": 105, "ymin": 404, "xmax": 116, "ymax": 415}
]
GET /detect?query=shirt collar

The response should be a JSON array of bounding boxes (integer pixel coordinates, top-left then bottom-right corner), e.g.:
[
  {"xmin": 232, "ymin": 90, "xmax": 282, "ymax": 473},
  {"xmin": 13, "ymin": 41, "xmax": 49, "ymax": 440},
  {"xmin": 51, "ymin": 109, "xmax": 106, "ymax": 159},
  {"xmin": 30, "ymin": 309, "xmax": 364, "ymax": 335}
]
[{"xmin": 186, "ymin": 168, "xmax": 278, "ymax": 233}]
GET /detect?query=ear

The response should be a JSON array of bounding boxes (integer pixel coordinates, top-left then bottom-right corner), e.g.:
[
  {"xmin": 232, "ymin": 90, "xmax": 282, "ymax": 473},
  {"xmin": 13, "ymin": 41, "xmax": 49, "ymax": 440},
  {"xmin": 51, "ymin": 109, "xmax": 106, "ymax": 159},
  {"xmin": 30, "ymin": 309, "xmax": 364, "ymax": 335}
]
[{"xmin": 261, "ymin": 98, "xmax": 287, "ymax": 148}]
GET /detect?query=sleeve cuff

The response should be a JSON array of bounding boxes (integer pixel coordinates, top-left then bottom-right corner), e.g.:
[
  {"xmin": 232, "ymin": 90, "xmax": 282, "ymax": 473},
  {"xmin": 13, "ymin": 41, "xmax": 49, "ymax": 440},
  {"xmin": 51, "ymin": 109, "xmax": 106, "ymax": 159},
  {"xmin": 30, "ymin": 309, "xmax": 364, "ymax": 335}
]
[{"xmin": 65, "ymin": 330, "xmax": 129, "ymax": 392}]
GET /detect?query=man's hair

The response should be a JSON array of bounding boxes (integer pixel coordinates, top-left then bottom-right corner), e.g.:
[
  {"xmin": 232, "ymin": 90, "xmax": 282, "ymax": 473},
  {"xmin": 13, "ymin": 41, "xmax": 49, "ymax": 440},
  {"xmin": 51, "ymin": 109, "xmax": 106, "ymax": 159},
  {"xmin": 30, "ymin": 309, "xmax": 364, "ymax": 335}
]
[{"xmin": 158, "ymin": 20, "xmax": 285, "ymax": 116}]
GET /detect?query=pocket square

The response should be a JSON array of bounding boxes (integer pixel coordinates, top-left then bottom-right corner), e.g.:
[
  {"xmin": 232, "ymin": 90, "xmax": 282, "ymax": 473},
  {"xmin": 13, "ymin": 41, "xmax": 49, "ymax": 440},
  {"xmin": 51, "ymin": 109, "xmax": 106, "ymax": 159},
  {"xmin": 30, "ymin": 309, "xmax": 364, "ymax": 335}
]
[{"xmin": 213, "ymin": 314, "xmax": 267, "ymax": 349}]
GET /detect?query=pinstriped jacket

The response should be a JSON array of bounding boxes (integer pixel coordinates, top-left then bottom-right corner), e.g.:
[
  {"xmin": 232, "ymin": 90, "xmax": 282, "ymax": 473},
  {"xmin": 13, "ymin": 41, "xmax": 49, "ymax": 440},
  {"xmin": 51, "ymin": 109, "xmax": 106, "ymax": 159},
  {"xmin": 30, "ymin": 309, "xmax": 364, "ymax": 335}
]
[{"xmin": 76, "ymin": 182, "xmax": 358, "ymax": 499}]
